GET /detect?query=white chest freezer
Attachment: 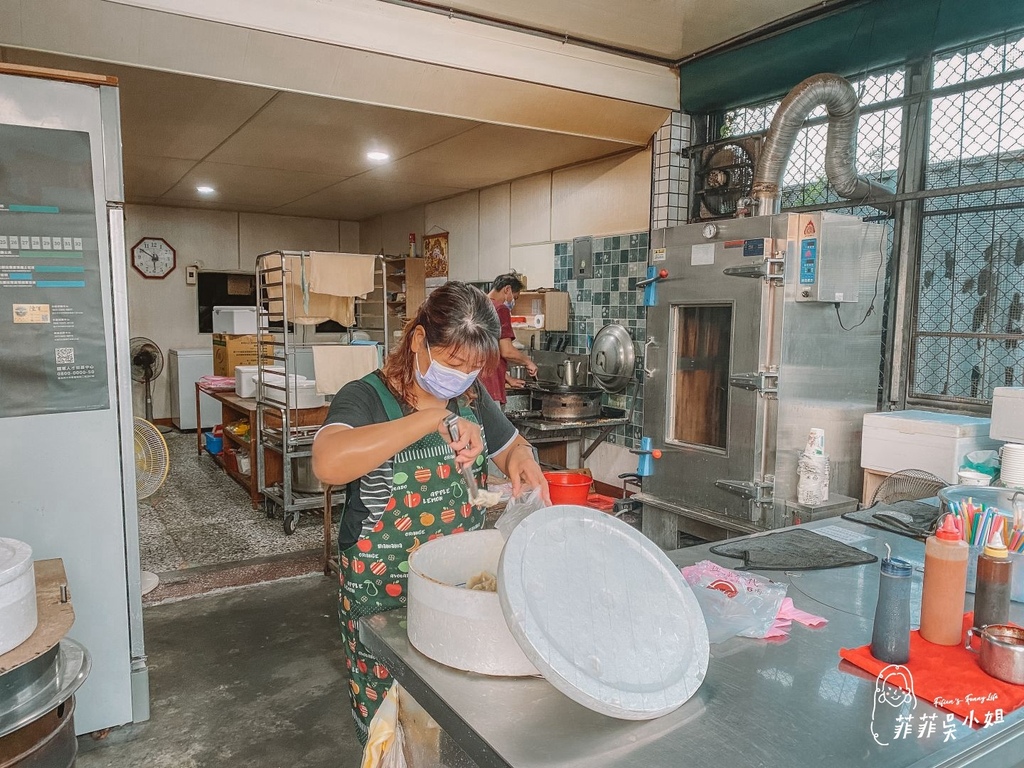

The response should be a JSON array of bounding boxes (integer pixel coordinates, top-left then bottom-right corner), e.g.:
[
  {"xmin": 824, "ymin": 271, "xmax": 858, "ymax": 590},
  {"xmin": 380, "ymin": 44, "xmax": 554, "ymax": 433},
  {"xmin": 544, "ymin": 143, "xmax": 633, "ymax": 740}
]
[{"xmin": 169, "ymin": 348, "xmax": 221, "ymax": 431}]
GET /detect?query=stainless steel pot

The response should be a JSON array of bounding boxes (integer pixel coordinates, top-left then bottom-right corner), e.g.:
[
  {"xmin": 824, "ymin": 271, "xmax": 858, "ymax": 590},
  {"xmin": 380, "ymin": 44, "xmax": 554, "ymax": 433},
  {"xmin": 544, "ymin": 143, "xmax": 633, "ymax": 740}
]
[
  {"xmin": 507, "ymin": 364, "xmax": 529, "ymax": 380},
  {"xmin": 532, "ymin": 384, "xmax": 603, "ymax": 420},
  {"xmin": 292, "ymin": 456, "xmax": 323, "ymax": 494},
  {"xmin": 965, "ymin": 624, "xmax": 1024, "ymax": 684}
]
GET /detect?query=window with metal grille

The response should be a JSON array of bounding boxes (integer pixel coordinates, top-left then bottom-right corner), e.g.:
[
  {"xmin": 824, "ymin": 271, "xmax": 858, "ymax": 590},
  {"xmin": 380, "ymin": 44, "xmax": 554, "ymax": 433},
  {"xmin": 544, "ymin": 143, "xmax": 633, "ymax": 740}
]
[
  {"xmin": 713, "ymin": 31, "xmax": 1024, "ymax": 409},
  {"xmin": 915, "ymin": 34, "xmax": 1024, "ymax": 404}
]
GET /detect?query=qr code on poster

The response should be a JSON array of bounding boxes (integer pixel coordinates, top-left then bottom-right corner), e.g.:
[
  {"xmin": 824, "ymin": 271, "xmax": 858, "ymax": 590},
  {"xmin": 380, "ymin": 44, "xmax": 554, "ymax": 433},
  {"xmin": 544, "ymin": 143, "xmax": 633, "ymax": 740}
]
[{"xmin": 55, "ymin": 347, "xmax": 75, "ymax": 365}]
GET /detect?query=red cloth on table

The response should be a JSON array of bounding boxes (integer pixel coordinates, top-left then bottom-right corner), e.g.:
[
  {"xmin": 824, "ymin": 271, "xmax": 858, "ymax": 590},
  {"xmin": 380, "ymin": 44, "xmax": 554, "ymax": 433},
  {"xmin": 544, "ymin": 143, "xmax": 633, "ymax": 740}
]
[
  {"xmin": 840, "ymin": 613, "xmax": 1024, "ymax": 725},
  {"xmin": 479, "ymin": 300, "xmax": 514, "ymax": 404}
]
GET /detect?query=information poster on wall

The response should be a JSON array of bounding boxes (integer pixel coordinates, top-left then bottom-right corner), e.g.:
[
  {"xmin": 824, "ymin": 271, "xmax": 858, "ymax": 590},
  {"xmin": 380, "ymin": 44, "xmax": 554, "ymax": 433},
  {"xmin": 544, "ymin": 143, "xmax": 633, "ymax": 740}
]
[{"xmin": 0, "ymin": 124, "xmax": 109, "ymax": 418}]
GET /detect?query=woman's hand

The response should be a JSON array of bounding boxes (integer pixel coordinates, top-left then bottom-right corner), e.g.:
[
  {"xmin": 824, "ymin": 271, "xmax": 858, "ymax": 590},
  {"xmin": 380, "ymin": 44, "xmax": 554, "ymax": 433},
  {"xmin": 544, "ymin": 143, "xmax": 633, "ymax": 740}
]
[
  {"xmin": 505, "ymin": 442, "xmax": 550, "ymax": 504},
  {"xmin": 438, "ymin": 415, "xmax": 484, "ymax": 469}
]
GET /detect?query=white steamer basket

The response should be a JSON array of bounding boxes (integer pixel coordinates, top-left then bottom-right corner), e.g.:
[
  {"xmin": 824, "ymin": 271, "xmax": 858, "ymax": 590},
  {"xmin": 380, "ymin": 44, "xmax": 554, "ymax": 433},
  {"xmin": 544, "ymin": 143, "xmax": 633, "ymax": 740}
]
[
  {"xmin": 407, "ymin": 530, "xmax": 539, "ymax": 677},
  {"xmin": 0, "ymin": 538, "xmax": 37, "ymax": 655}
]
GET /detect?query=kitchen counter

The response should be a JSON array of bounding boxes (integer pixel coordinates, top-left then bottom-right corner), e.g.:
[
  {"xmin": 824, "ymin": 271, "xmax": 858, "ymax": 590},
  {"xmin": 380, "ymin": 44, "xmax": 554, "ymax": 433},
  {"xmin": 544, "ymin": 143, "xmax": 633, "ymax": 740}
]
[{"xmin": 359, "ymin": 517, "xmax": 1024, "ymax": 768}]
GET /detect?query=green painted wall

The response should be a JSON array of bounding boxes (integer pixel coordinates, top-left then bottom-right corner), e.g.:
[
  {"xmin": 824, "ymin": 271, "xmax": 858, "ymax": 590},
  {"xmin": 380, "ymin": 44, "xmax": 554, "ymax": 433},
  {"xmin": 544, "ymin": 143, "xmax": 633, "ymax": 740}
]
[{"xmin": 679, "ymin": 0, "xmax": 1024, "ymax": 113}]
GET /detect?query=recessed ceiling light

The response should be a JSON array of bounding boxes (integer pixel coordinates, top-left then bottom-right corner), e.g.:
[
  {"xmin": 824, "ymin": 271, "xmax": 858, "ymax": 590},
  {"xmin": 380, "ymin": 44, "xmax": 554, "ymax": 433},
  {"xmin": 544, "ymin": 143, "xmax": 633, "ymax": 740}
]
[
  {"xmin": 196, "ymin": 185, "xmax": 216, "ymax": 194},
  {"xmin": 366, "ymin": 151, "xmax": 390, "ymax": 162}
]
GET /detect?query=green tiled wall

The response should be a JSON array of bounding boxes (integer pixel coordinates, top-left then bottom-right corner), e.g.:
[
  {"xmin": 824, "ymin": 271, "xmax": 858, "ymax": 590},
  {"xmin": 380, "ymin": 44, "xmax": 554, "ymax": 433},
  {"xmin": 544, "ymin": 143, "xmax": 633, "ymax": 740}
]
[{"xmin": 554, "ymin": 231, "xmax": 648, "ymax": 450}]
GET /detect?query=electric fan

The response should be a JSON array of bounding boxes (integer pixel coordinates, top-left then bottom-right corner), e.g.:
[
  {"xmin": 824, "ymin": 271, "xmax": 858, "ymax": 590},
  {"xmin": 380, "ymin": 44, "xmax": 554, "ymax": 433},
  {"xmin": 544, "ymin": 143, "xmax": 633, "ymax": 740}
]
[
  {"xmin": 130, "ymin": 336, "xmax": 171, "ymax": 434},
  {"xmin": 690, "ymin": 137, "xmax": 761, "ymax": 221},
  {"xmin": 869, "ymin": 469, "xmax": 947, "ymax": 506},
  {"xmin": 134, "ymin": 417, "xmax": 170, "ymax": 595}
]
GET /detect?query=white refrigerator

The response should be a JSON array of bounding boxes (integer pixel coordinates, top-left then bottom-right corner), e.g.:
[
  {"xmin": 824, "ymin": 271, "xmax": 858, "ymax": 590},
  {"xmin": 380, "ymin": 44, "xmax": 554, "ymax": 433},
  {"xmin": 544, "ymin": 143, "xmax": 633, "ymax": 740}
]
[
  {"xmin": 0, "ymin": 72, "xmax": 147, "ymax": 732},
  {"xmin": 169, "ymin": 347, "xmax": 221, "ymax": 430}
]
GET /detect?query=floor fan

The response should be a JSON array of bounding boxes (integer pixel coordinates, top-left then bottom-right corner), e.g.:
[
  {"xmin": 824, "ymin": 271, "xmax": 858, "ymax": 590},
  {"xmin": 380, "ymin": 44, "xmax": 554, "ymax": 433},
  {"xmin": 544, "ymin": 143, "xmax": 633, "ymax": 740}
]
[
  {"xmin": 134, "ymin": 417, "xmax": 171, "ymax": 595},
  {"xmin": 130, "ymin": 336, "xmax": 171, "ymax": 434}
]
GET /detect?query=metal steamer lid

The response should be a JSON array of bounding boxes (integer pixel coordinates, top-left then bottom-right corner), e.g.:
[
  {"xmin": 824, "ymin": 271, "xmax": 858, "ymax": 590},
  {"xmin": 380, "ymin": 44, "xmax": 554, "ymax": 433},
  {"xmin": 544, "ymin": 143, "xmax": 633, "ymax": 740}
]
[
  {"xmin": 590, "ymin": 323, "xmax": 635, "ymax": 393},
  {"xmin": 497, "ymin": 506, "xmax": 710, "ymax": 720}
]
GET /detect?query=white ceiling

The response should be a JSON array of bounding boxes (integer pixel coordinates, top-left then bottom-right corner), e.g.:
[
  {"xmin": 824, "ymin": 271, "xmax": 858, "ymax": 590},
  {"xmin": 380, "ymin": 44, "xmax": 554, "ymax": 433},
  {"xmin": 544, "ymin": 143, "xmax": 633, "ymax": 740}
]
[
  {"xmin": 3, "ymin": 48, "xmax": 640, "ymax": 220},
  {"xmin": 0, "ymin": 1, "xmax": 819, "ymax": 220},
  {"xmin": 432, "ymin": 0, "xmax": 823, "ymax": 60}
]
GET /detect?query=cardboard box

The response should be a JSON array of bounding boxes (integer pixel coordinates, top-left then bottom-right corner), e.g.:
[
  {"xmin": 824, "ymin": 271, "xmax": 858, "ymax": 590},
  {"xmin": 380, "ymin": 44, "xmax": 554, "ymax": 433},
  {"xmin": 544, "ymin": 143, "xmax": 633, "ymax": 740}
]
[{"xmin": 212, "ymin": 334, "xmax": 272, "ymax": 376}]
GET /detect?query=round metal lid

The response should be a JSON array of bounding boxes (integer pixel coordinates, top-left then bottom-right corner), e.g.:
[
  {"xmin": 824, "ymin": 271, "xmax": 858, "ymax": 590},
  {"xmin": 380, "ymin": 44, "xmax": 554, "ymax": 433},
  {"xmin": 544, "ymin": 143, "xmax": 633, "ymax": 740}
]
[
  {"xmin": 590, "ymin": 324, "xmax": 635, "ymax": 393},
  {"xmin": 0, "ymin": 639, "xmax": 90, "ymax": 738},
  {"xmin": 497, "ymin": 506, "xmax": 709, "ymax": 720}
]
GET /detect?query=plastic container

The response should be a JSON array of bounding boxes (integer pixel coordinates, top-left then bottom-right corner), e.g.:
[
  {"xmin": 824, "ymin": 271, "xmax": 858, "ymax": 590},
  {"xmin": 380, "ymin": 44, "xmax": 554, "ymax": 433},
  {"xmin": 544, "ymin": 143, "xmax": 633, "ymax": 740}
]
[
  {"xmin": 212, "ymin": 306, "xmax": 258, "ymax": 335},
  {"xmin": 0, "ymin": 538, "xmax": 37, "ymax": 655},
  {"xmin": 965, "ymin": 545, "xmax": 1024, "ymax": 601},
  {"xmin": 408, "ymin": 530, "xmax": 539, "ymax": 677},
  {"xmin": 204, "ymin": 426, "xmax": 224, "ymax": 455},
  {"xmin": 260, "ymin": 374, "xmax": 324, "ymax": 409},
  {"xmin": 870, "ymin": 549, "xmax": 912, "ymax": 664},
  {"xmin": 975, "ymin": 528, "xmax": 1013, "ymax": 630},
  {"xmin": 991, "ymin": 386, "xmax": 1024, "ymax": 443},
  {"xmin": 544, "ymin": 472, "xmax": 592, "ymax": 505},
  {"xmin": 919, "ymin": 515, "xmax": 969, "ymax": 645}
]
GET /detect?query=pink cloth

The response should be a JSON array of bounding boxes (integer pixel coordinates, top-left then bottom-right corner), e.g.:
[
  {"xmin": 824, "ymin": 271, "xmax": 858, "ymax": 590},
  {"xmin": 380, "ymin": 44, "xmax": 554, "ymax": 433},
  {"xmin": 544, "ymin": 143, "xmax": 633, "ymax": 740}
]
[
  {"xmin": 199, "ymin": 375, "xmax": 236, "ymax": 391},
  {"xmin": 763, "ymin": 597, "xmax": 828, "ymax": 639}
]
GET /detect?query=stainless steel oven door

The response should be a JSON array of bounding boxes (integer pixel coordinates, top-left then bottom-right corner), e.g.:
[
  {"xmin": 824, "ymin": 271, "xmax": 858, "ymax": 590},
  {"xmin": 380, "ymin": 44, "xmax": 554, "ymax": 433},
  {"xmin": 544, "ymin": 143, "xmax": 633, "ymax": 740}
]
[{"xmin": 646, "ymin": 221, "xmax": 783, "ymax": 526}]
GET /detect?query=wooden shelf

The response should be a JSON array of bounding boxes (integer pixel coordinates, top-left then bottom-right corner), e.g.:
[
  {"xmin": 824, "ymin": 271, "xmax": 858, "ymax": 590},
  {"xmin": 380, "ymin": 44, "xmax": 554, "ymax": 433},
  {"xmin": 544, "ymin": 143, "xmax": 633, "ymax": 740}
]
[{"xmin": 223, "ymin": 429, "xmax": 251, "ymax": 450}]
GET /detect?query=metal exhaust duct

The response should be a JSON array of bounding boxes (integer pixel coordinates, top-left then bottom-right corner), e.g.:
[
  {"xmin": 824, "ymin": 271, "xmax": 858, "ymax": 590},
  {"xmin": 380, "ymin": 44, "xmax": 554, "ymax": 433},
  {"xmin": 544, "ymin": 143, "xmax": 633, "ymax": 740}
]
[{"xmin": 751, "ymin": 73, "xmax": 893, "ymax": 216}]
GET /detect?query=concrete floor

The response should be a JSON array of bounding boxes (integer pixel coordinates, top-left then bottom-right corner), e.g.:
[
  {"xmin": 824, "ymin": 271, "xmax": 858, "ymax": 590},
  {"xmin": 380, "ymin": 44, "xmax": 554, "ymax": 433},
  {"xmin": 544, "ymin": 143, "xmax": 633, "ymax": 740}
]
[{"xmin": 77, "ymin": 575, "xmax": 361, "ymax": 768}]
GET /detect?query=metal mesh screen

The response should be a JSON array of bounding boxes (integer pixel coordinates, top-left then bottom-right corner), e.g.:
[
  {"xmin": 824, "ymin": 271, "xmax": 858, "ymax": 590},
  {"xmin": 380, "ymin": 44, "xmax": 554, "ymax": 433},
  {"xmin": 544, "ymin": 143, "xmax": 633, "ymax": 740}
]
[{"xmin": 912, "ymin": 33, "xmax": 1024, "ymax": 404}]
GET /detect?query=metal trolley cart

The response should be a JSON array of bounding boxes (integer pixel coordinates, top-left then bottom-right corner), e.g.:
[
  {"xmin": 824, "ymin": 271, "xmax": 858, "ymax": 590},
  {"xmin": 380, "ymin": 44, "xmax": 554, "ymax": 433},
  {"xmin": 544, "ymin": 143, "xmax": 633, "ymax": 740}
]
[{"xmin": 254, "ymin": 250, "xmax": 348, "ymax": 540}]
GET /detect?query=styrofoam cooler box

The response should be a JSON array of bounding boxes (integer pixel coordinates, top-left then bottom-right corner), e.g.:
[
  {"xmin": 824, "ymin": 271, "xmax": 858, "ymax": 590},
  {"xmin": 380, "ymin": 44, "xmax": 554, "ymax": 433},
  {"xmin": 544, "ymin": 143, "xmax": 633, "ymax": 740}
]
[
  {"xmin": 991, "ymin": 387, "xmax": 1024, "ymax": 442},
  {"xmin": 0, "ymin": 538, "xmax": 37, "ymax": 656},
  {"xmin": 260, "ymin": 373, "xmax": 324, "ymax": 409},
  {"xmin": 213, "ymin": 306, "xmax": 258, "ymax": 335},
  {"xmin": 862, "ymin": 410, "xmax": 1003, "ymax": 482},
  {"xmin": 234, "ymin": 364, "xmax": 284, "ymax": 398}
]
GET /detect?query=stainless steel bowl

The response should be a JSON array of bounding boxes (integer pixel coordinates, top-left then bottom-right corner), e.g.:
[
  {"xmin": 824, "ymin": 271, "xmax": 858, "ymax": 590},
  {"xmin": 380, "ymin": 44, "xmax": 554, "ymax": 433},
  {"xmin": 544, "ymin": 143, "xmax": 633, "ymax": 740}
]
[{"xmin": 966, "ymin": 624, "xmax": 1024, "ymax": 684}]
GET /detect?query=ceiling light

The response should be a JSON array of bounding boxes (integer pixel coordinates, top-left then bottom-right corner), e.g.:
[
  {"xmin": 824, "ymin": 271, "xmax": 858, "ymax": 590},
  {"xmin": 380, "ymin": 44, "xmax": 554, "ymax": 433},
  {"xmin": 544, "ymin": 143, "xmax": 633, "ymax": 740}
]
[
  {"xmin": 366, "ymin": 151, "xmax": 390, "ymax": 162},
  {"xmin": 196, "ymin": 185, "xmax": 216, "ymax": 194}
]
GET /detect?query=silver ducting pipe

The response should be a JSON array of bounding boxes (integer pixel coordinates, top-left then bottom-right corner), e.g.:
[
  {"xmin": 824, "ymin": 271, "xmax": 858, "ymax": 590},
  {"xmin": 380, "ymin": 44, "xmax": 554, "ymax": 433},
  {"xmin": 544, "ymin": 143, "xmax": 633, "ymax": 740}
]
[{"xmin": 752, "ymin": 73, "xmax": 893, "ymax": 216}]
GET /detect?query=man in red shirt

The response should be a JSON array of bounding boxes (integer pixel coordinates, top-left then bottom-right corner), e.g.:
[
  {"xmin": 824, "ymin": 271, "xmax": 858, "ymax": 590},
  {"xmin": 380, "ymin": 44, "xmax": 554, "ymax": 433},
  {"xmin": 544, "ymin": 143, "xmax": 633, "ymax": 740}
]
[{"xmin": 480, "ymin": 273, "xmax": 537, "ymax": 406}]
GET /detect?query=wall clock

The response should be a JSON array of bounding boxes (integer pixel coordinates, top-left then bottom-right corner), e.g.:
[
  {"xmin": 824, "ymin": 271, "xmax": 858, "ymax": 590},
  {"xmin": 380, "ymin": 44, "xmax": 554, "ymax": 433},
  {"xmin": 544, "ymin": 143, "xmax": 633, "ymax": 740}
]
[{"xmin": 131, "ymin": 237, "xmax": 176, "ymax": 279}]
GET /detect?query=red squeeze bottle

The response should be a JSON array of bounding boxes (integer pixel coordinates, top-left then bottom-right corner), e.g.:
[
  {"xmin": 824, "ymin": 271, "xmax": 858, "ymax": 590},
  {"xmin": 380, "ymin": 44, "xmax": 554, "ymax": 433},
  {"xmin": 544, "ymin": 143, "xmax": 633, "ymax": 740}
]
[{"xmin": 919, "ymin": 514, "xmax": 969, "ymax": 645}]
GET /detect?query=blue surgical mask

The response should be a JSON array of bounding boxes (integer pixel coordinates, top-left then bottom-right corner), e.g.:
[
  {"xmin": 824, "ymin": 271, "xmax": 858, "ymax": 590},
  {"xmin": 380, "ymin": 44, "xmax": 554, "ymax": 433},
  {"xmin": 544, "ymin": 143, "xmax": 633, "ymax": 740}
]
[
  {"xmin": 504, "ymin": 300, "xmax": 515, "ymax": 310},
  {"xmin": 414, "ymin": 341, "xmax": 480, "ymax": 400}
]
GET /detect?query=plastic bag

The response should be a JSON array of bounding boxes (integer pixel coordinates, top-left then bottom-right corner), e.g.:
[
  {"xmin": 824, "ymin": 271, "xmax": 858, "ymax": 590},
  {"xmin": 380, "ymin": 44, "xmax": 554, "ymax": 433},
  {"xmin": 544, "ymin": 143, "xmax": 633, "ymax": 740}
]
[
  {"xmin": 495, "ymin": 485, "xmax": 547, "ymax": 540},
  {"xmin": 962, "ymin": 450, "xmax": 1000, "ymax": 478},
  {"xmin": 680, "ymin": 560, "xmax": 788, "ymax": 642},
  {"xmin": 362, "ymin": 682, "xmax": 408, "ymax": 768}
]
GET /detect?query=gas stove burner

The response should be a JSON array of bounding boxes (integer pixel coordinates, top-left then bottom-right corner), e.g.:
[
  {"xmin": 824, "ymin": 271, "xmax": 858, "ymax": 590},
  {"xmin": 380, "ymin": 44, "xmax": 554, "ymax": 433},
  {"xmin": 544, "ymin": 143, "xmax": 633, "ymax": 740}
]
[{"xmin": 505, "ymin": 409, "xmax": 542, "ymax": 420}]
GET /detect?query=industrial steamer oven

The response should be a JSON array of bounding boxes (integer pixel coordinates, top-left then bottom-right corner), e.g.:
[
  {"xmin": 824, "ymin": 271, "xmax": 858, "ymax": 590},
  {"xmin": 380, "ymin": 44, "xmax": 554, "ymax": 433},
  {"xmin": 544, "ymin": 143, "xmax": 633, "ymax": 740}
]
[{"xmin": 638, "ymin": 212, "xmax": 885, "ymax": 542}]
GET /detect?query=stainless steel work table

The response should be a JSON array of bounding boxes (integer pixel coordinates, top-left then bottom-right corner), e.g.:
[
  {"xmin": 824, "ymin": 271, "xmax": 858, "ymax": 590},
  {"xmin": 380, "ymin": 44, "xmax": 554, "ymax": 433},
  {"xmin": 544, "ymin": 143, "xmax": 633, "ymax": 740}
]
[{"xmin": 359, "ymin": 517, "xmax": 1024, "ymax": 767}]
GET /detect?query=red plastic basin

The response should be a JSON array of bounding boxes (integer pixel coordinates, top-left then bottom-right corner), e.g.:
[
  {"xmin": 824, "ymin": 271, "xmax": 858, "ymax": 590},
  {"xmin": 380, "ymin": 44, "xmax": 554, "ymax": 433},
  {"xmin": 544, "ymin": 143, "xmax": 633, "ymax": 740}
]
[{"xmin": 544, "ymin": 472, "xmax": 593, "ymax": 505}]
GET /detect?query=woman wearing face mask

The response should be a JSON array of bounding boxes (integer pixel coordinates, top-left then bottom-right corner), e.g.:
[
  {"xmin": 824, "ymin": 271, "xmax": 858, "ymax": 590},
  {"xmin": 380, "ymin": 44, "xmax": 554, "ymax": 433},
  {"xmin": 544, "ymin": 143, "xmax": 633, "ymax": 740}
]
[{"xmin": 312, "ymin": 281, "xmax": 549, "ymax": 744}]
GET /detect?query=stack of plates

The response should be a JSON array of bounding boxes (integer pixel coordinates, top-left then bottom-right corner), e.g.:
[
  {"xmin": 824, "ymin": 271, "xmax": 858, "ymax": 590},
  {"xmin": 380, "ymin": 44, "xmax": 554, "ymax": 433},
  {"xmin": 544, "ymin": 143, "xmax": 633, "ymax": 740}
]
[{"xmin": 1001, "ymin": 443, "xmax": 1024, "ymax": 488}]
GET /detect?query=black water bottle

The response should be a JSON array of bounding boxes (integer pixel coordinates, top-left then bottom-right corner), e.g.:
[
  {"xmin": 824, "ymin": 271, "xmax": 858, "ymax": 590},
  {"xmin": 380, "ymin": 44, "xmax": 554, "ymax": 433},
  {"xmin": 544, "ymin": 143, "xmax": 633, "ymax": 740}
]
[{"xmin": 871, "ymin": 545, "xmax": 913, "ymax": 664}]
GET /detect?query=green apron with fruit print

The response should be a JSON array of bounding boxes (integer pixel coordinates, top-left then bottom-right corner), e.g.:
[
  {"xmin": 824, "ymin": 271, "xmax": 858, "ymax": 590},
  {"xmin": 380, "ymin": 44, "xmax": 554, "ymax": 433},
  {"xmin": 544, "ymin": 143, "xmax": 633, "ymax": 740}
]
[{"xmin": 338, "ymin": 373, "xmax": 487, "ymax": 744}]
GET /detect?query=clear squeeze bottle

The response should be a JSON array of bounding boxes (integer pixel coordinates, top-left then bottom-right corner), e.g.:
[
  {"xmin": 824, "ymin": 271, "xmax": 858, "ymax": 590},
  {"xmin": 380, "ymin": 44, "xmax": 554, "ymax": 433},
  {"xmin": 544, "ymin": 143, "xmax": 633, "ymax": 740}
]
[
  {"xmin": 919, "ymin": 514, "xmax": 969, "ymax": 645},
  {"xmin": 870, "ymin": 543, "xmax": 912, "ymax": 664},
  {"xmin": 974, "ymin": 526, "xmax": 1012, "ymax": 630}
]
